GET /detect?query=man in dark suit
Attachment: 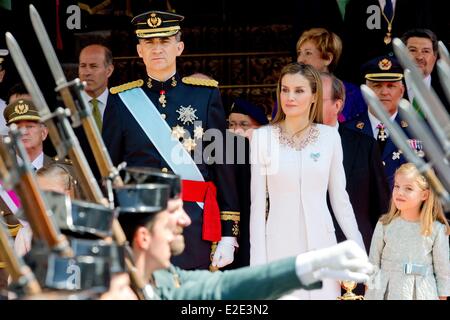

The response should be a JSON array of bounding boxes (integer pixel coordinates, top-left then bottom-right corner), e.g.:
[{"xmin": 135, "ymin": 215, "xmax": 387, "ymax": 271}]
[
  {"xmin": 76, "ymin": 43, "xmax": 114, "ymax": 181},
  {"xmin": 321, "ymin": 72, "xmax": 390, "ymax": 252},
  {"xmin": 103, "ymin": 10, "xmax": 240, "ymax": 270},
  {"xmin": 401, "ymin": 28, "xmax": 450, "ymax": 114}
]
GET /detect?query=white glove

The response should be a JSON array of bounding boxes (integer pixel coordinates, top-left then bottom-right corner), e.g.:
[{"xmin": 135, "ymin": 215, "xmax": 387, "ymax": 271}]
[
  {"xmin": 295, "ymin": 240, "xmax": 374, "ymax": 285},
  {"xmin": 211, "ymin": 236, "xmax": 238, "ymax": 268}
]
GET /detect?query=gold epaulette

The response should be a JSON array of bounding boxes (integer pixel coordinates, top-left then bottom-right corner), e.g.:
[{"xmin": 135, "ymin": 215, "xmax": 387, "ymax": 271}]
[
  {"xmin": 110, "ymin": 79, "xmax": 144, "ymax": 94},
  {"xmin": 220, "ymin": 211, "xmax": 240, "ymax": 222},
  {"xmin": 182, "ymin": 77, "xmax": 219, "ymax": 87}
]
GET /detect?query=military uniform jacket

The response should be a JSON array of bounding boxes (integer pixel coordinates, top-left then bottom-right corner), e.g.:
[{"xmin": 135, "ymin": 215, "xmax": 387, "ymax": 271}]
[
  {"xmin": 343, "ymin": 112, "xmax": 414, "ymax": 189},
  {"xmin": 103, "ymin": 73, "xmax": 240, "ymax": 269},
  {"xmin": 153, "ymin": 258, "xmax": 321, "ymax": 300},
  {"xmin": 330, "ymin": 126, "xmax": 390, "ymax": 252}
]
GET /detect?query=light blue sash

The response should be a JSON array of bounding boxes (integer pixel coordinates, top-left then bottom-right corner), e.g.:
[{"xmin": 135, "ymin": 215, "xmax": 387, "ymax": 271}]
[{"xmin": 118, "ymin": 88, "xmax": 205, "ymax": 208}]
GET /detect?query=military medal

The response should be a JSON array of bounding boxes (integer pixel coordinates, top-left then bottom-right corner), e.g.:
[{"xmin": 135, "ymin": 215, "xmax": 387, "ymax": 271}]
[
  {"xmin": 392, "ymin": 151, "xmax": 401, "ymax": 160},
  {"xmin": 381, "ymin": 7, "xmax": 394, "ymax": 45},
  {"xmin": 183, "ymin": 137, "xmax": 197, "ymax": 152},
  {"xmin": 194, "ymin": 125, "xmax": 204, "ymax": 140},
  {"xmin": 159, "ymin": 90, "xmax": 167, "ymax": 107},
  {"xmin": 376, "ymin": 123, "xmax": 387, "ymax": 141},
  {"xmin": 171, "ymin": 125, "xmax": 185, "ymax": 140},
  {"xmin": 177, "ymin": 105, "xmax": 198, "ymax": 125},
  {"xmin": 384, "ymin": 26, "xmax": 392, "ymax": 45},
  {"xmin": 409, "ymin": 139, "xmax": 425, "ymax": 157},
  {"xmin": 416, "ymin": 140, "xmax": 425, "ymax": 157}
]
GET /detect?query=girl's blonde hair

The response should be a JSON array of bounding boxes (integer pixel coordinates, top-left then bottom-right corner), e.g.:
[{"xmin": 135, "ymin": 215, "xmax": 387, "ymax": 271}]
[
  {"xmin": 380, "ymin": 163, "xmax": 450, "ymax": 236},
  {"xmin": 36, "ymin": 164, "xmax": 77, "ymax": 198},
  {"xmin": 272, "ymin": 62, "xmax": 323, "ymax": 127}
]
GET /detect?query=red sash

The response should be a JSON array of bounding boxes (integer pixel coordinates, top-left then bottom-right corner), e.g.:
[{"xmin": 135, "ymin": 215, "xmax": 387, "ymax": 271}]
[{"xmin": 181, "ymin": 180, "xmax": 221, "ymax": 242}]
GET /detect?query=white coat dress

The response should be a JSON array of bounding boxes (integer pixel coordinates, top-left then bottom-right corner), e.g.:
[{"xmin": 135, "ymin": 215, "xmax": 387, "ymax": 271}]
[{"xmin": 250, "ymin": 124, "xmax": 365, "ymax": 300}]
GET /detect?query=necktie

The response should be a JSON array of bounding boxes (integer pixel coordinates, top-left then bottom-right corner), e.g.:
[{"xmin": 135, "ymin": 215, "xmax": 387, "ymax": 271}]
[
  {"xmin": 376, "ymin": 123, "xmax": 387, "ymax": 152},
  {"xmin": 383, "ymin": 0, "xmax": 393, "ymax": 21},
  {"xmin": 91, "ymin": 98, "xmax": 102, "ymax": 131},
  {"xmin": 412, "ymin": 98, "xmax": 425, "ymax": 119}
]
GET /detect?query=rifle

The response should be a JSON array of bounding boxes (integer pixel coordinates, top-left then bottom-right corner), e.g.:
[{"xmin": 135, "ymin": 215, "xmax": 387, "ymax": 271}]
[
  {"xmin": 6, "ymin": 26, "xmax": 153, "ymax": 299},
  {"xmin": 29, "ymin": 4, "xmax": 123, "ymax": 188},
  {"xmin": 0, "ymin": 127, "xmax": 73, "ymax": 255},
  {"xmin": 436, "ymin": 41, "xmax": 450, "ymax": 111},
  {"xmin": 0, "ymin": 214, "xmax": 42, "ymax": 296},
  {"xmin": 5, "ymin": 32, "xmax": 104, "ymax": 205},
  {"xmin": 392, "ymin": 38, "xmax": 450, "ymax": 150}
]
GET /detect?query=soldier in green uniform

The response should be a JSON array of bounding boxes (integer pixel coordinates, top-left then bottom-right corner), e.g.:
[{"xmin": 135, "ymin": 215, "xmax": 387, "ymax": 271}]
[{"xmin": 120, "ymin": 169, "xmax": 373, "ymax": 300}]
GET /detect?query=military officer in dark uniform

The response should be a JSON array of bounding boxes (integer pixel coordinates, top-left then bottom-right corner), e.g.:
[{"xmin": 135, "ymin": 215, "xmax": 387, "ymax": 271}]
[
  {"xmin": 103, "ymin": 10, "xmax": 240, "ymax": 270},
  {"xmin": 343, "ymin": 54, "xmax": 424, "ymax": 189}
]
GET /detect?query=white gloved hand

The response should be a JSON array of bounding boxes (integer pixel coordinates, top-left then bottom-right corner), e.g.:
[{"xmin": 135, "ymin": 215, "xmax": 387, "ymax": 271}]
[
  {"xmin": 211, "ymin": 236, "xmax": 238, "ymax": 268},
  {"xmin": 295, "ymin": 240, "xmax": 374, "ymax": 285}
]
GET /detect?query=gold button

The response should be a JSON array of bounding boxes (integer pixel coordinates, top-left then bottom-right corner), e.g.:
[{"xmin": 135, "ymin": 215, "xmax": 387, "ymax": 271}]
[
  {"xmin": 161, "ymin": 167, "xmax": 168, "ymax": 173},
  {"xmin": 161, "ymin": 114, "xmax": 166, "ymax": 119}
]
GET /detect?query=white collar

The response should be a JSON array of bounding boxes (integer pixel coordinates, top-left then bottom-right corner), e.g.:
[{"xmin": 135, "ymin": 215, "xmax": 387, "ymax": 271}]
[
  {"xmin": 378, "ymin": 0, "xmax": 396, "ymax": 10},
  {"xmin": 82, "ymin": 88, "xmax": 108, "ymax": 118},
  {"xmin": 148, "ymin": 72, "xmax": 176, "ymax": 83},
  {"xmin": 31, "ymin": 152, "xmax": 44, "ymax": 170},
  {"xmin": 82, "ymin": 88, "xmax": 109, "ymax": 106},
  {"xmin": 368, "ymin": 111, "xmax": 397, "ymax": 139}
]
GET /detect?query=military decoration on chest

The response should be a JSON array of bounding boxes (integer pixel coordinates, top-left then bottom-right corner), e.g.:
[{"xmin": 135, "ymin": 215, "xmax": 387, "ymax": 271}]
[
  {"xmin": 171, "ymin": 103, "xmax": 204, "ymax": 152},
  {"xmin": 408, "ymin": 139, "xmax": 425, "ymax": 158},
  {"xmin": 147, "ymin": 76, "xmax": 178, "ymax": 108}
]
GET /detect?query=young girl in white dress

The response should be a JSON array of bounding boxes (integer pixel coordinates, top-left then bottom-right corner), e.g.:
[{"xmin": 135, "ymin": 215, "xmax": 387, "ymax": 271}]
[
  {"xmin": 249, "ymin": 62, "xmax": 364, "ymax": 299},
  {"xmin": 365, "ymin": 163, "xmax": 449, "ymax": 300}
]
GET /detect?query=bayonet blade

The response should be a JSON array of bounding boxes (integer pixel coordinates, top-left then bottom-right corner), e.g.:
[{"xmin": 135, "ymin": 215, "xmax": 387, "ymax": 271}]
[
  {"xmin": 393, "ymin": 38, "xmax": 450, "ymax": 138},
  {"xmin": 29, "ymin": 4, "xmax": 67, "ymax": 87}
]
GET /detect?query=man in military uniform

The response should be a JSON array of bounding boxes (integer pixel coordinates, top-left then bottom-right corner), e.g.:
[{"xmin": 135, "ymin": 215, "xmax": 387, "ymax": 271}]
[
  {"xmin": 103, "ymin": 10, "xmax": 240, "ymax": 270},
  {"xmin": 4, "ymin": 99, "xmax": 63, "ymax": 170},
  {"xmin": 343, "ymin": 54, "xmax": 423, "ymax": 189}
]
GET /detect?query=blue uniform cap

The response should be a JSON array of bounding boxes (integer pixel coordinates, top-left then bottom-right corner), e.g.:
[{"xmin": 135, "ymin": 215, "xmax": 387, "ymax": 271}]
[
  {"xmin": 132, "ymin": 10, "xmax": 184, "ymax": 39},
  {"xmin": 362, "ymin": 54, "xmax": 404, "ymax": 82},
  {"xmin": 230, "ymin": 98, "xmax": 269, "ymax": 125}
]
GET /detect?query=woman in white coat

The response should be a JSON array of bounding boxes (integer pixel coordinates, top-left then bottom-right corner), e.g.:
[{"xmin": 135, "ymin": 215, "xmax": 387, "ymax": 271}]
[{"xmin": 249, "ymin": 63, "xmax": 365, "ymax": 299}]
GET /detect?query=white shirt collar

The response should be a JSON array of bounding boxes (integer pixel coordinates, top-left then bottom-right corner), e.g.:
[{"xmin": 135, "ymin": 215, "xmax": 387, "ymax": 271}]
[
  {"xmin": 378, "ymin": 0, "xmax": 396, "ymax": 11},
  {"xmin": 368, "ymin": 110, "xmax": 397, "ymax": 139},
  {"xmin": 81, "ymin": 88, "xmax": 109, "ymax": 118},
  {"xmin": 148, "ymin": 72, "xmax": 176, "ymax": 83},
  {"xmin": 31, "ymin": 152, "xmax": 44, "ymax": 170}
]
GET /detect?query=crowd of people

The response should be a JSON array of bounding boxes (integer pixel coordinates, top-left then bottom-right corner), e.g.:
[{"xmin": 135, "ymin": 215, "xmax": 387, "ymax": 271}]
[{"xmin": 0, "ymin": 1, "xmax": 448, "ymax": 301}]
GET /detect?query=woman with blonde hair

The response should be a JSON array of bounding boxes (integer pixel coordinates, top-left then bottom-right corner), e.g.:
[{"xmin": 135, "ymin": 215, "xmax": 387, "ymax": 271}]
[
  {"xmin": 365, "ymin": 163, "xmax": 449, "ymax": 300},
  {"xmin": 250, "ymin": 62, "xmax": 364, "ymax": 299},
  {"xmin": 296, "ymin": 27, "xmax": 366, "ymax": 122}
]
